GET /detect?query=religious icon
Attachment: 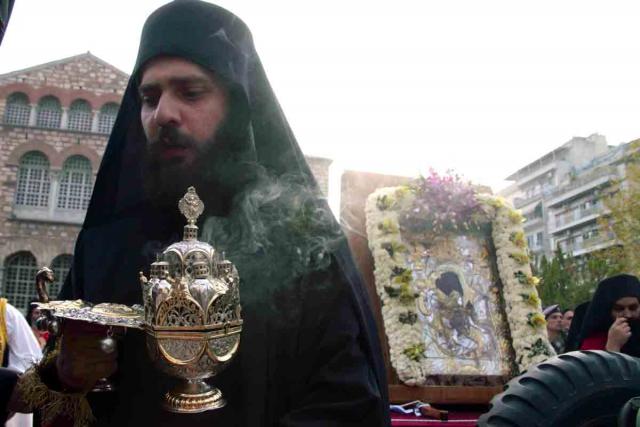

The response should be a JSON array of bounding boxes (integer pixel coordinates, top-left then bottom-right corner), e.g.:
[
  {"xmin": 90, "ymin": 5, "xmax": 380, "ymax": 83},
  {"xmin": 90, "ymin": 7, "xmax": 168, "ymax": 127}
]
[
  {"xmin": 412, "ymin": 236, "xmax": 505, "ymax": 377},
  {"xmin": 364, "ymin": 174, "xmax": 550, "ymax": 386}
]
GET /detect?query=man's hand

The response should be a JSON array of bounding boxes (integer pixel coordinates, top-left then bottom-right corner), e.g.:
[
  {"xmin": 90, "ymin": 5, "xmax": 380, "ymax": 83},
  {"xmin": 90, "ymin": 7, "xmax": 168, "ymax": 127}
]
[
  {"xmin": 56, "ymin": 320, "xmax": 118, "ymax": 392},
  {"xmin": 606, "ymin": 317, "xmax": 632, "ymax": 352}
]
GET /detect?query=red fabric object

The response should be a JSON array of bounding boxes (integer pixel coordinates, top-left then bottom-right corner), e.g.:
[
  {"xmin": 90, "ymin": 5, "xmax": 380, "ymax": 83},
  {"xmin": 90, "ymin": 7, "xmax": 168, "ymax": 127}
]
[
  {"xmin": 36, "ymin": 330, "xmax": 50, "ymax": 343},
  {"xmin": 580, "ymin": 331, "xmax": 608, "ymax": 350},
  {"xmin": 391, "ymin": 411, "xmax": 481, "ymax": 426}
]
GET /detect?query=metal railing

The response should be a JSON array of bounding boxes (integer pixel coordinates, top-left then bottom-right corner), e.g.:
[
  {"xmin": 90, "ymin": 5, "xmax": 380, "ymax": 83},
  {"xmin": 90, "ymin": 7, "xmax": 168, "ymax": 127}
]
[
  {"xmin": 554, "ymin": 205, "xmax": 602, "ymax": 227},
  {"xmin": 547, "ymin": 166, "xmax": 618, "ymax": 201},
  {"xmin": 557, "ymin": 233, "xmax": 616, "ymax": 253}
]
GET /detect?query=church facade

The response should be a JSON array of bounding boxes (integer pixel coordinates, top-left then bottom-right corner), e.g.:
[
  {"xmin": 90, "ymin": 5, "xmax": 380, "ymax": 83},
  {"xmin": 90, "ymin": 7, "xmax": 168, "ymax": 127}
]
[
  {"xmin": 0, "ymin": 53, "xmax": 332, "ymax": 312},
  {"xmin": 0, "ymin": 53, "xmax": 127, "ymax": 312}
]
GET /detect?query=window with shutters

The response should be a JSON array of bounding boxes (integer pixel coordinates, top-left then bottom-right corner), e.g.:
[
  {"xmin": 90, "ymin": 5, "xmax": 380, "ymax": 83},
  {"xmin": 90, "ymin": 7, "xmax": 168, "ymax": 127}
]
[
  {"xmin": 3, "ymin": 92, "xmax": 31, "ymax": 126},
  {"xmin": 3, "ymin": 252, "xmax": 38, "ymax": 314},
  {"xmin": 67, "ymin": 99, "xmax": 92, "ymax": 132},
  {"xmin": 97, "ymin": 103, "xmax": 118, "ymax": 134},
  {"xmin": 36, "ymin": 96, "xmax": 62, "ymax": 128},
  {"xmin": 15, "ymin": 151, "xmax": 51, "ymax": 208},
  {"xmin": 57, "ymin": 156, "xmax": 92, "ymax": 210}
]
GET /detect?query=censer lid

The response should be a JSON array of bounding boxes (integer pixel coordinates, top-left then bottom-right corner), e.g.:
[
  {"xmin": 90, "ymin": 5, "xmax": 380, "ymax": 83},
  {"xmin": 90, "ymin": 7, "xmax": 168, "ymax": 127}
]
[{"xmin": 163, "ymin": 187, "xmax": 217, "ymax": 263}]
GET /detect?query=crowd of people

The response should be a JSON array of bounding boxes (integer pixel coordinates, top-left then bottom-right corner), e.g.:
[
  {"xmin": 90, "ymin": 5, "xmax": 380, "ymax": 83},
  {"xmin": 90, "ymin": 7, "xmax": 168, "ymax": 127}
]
[{"xmin": 544, "ymin": 274, "xmax": 640, "ymax": 358}]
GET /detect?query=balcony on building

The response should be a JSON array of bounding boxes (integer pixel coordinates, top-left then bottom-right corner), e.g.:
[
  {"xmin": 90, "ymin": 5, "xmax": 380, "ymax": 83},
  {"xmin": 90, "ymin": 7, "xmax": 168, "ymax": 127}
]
[
  {"xmin": 554, "ymin": 230, "xmax": 617, "ymax": 257},
  {"xmin": 549, "ymin": 205, "xmax": 607, "ymax": 235},
  {"xmin": 546, "ymin": 165, "xmax": 619, "ymax": 210},
  {"xmin": 507, "ymin": 148, "xmax": 569, "ymax": 210},
  {"xmin": 523, "ymin": 216, "xmax": 544, "ymax": 231},
  {"xmin": 522, "ymin": 202, "xmax": 544, "ymax": 230}
]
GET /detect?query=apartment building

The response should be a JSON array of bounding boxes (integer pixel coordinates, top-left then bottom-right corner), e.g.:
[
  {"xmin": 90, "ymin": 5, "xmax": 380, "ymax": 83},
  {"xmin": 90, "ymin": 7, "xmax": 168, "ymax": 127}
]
[{"xmin": 503, "ymin": 134, "xmax": 627, "ymax": 264}]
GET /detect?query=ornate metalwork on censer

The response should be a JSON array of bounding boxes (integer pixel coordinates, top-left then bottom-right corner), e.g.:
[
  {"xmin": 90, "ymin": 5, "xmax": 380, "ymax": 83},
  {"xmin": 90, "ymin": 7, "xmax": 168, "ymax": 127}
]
[{"xmin": 35, "ymin": 187, "xmax": 243, "ymax": 413}]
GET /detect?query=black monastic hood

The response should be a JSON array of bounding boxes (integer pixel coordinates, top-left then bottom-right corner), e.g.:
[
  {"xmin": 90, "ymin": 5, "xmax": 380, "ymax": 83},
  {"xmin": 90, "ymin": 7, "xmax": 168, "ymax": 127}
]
[
  {"xmin": 84, "ymin": 0, "xmax": 314, "ymax": 227},
  {"xmin": 577, "ymin": 274, "xmax": 640, "ymax": 355}
]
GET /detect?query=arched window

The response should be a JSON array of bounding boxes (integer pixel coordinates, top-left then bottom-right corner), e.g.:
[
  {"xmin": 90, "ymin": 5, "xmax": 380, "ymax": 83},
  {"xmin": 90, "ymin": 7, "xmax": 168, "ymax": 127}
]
[
  {"xmin": 36, "ymin": 96, "xmax": 62, "ymax": 128},
  {"xmin": 3, "ymin": 252, "xmax": 37, "ymax": 313},
  {"xmin": 67, "ymin": 99, "xmax": 92, "ymax": 132},
  {"xmin": 97, "ymin": 103, "xmax": 118, "ymax": 134},
  {"xmin": 3, "ymin": 92, "xmax": 31, "ymax": 126},
  {"xmin": 50, "ymin": 254, "xmax": 73, "ymax": 298},
  {"xmin": 15, "ymin": 151, "xmax": 51, "ymax": 207},
  {"xmin": 57, "ymin": 156, "xmax": 92, "ymax": 210}
]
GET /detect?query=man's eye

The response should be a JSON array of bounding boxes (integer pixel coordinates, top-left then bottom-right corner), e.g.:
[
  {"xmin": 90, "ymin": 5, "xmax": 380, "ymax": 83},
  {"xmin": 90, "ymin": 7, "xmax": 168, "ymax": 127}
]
[
  {"xmin": 183, "ymin": 89, "xmax": 205, "ymax": 100},
  {"xmin": 141, "ymin": 95, "xmax": 158, "ymax": 107}
]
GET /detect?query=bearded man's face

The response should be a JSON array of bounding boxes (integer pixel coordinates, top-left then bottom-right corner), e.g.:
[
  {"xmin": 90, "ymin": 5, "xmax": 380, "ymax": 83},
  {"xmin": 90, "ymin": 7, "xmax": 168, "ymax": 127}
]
[
  {"xmin": 138, "ymin": 56, "xmax": 228, "ymax": 207},
  {"xmin": 139, "ymin": 56, "xmax": 228, "ymax": 164}
]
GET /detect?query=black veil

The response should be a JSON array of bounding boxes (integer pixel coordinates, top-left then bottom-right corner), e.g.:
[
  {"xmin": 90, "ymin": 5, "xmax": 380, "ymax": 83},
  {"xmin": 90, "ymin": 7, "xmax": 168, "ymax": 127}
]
[
  {"xmin": 59, "ymin": 1, "xmax": 388, "ymax": 424},
  {"xmin": 564, "ymin": 301, "xmax": 589, "ymax": 352},
  {"xmin": 576, "ymin": 274, "xmax": 640, "ymax": 356}
]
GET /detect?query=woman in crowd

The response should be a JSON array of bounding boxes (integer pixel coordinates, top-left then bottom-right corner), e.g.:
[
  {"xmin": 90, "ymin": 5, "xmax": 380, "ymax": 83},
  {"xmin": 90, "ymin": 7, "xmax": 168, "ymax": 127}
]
[
  {"xmin": 578, "ymin": 274, "xmax": 640, "ymax": 356},
  {"xmin": 24, "ymin": 303, "xmax": 47, "ymax": 349}
]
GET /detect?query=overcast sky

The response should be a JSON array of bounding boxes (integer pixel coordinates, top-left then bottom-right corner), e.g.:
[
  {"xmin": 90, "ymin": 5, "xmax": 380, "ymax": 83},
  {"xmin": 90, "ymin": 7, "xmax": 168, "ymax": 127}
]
[{"xmin": 2, "ymin": 0, "xmax": 640, "ymax": 192}]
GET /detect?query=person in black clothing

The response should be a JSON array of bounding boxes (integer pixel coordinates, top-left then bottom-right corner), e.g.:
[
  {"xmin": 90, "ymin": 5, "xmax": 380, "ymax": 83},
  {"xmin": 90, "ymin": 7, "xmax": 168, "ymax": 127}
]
[
  {"xmin": 576, "ymin": 274, "xmax": 640, "ymax": 356},
  {"xmin": 565, "ymin": 301, "xmax": 589, "ymax": 352},
  {"xmin": 562, "ymin": 308, "xmax": 574, "ymax": 333},
  {"xmin": 2, "ymin": 2, "xmax": 390, "ymax": 425}
]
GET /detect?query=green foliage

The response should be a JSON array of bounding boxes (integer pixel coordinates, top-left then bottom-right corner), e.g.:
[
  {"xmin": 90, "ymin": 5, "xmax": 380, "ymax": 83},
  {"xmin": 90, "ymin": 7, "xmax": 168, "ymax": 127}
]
[
  {"xmin": 534, "ymin": 246, "xmax": 626, "ymax": 309},
  {"xmin": 398, "ymin": 311, "xmax": 418, "ymax": 325},
  {"xmin": 392, "ymin": 269, "xmax": 413, "ymax": 285},
  {"xmin": 525, "ymin": 338, "xmax": 553, "ymax": 358},
  {"xmin": 381, "ymin": 241, "xmax": 407, "ymax": 259},
  {"xmin": 376, "ymin": 194, "xmax": 394, "ymax": 211},
  {"xmin": 384, "ymin": 286, "xmax": 401, "ymax": 298},
  {"xmin": 537, "ymin": 141, "xmax": 639, "ymax": 309},
  {"xmin": 388, "ymin": 267, "xmax": 418, "ymax": 304},
  {"xmin": 403, "ymin": 343, "xmax": 426, "ymax": 362},
  {"xmin": 509, "ymin": 252, "xmax": 530, "ymax": 265},
  {"xmin": 398, "ymin": 283, "xmax": 419, "ymax": 305},
  {"xmin": 378, "ymin": 218, "xmax": 399, "ymax": 234},
  {"xmin": 600, "ymin": 140, "xmax": 640, "ymax": 275}
]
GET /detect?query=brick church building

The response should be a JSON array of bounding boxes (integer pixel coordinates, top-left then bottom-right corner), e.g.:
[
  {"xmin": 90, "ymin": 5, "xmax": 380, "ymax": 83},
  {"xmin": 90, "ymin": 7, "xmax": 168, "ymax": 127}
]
[{"xmin": 0, "ymin": 53, "xmax": 331, "ymax": 313}]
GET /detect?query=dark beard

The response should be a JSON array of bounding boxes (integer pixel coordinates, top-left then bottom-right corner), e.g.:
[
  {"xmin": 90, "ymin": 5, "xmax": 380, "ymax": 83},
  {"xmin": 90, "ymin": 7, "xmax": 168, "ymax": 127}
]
[
  {"xmin": 141, "ymin": 126, "xmax": 251, "ymax": 216},
  {"xmin": 624, "ymin": 318, "xmax": 640, "ymax": 351}
]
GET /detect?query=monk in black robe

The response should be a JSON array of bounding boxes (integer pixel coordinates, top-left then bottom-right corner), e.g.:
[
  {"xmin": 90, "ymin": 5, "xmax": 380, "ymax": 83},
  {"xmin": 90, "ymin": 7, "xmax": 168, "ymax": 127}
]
[
  {"xmin": 2, "ymin": 1, "xmax": 389, "ymax": 425},
  {"xmin": 576, "ymin": 274, "xmax": 640, "ymax": 357}
]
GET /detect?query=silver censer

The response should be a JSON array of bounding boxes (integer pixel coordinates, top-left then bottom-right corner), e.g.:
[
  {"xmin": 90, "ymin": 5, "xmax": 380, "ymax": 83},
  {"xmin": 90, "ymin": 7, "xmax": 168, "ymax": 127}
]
[
  {"xmin": 140, "ymin": 187, "xmax": 242, "ymax": 413},
  {"xmin": 33, "ymin": 187, "xmax": 241, "ymax": 413}
]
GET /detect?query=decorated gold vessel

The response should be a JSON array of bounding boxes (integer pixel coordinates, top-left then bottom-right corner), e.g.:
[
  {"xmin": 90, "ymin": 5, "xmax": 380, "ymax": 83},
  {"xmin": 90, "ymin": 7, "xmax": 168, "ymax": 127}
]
[
  {"xmin": 141, "ymin": 187, "xmax": 242, "ymax": 413},
  {"xmin": 35, "ymin": 187, "xmax": 242, "ymax": 413}
]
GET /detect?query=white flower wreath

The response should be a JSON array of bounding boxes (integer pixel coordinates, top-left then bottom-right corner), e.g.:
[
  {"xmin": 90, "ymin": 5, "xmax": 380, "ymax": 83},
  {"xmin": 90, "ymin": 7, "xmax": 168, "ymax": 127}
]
[{"xmin": 365, "ymin": 181, "xmax": 554, "ymax": 385}]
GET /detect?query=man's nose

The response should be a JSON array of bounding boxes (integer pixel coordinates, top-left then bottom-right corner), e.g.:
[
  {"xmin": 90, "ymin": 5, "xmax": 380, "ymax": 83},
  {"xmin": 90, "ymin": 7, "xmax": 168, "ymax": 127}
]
[{"xmin": 153, "ymin": 94, "xmax": 180, "ymax": 127}]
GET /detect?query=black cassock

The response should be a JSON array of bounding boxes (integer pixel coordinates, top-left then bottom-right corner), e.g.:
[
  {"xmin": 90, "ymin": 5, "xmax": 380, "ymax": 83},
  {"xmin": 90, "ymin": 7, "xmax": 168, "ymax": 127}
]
[
  {"xmin": 55, "ymin": 1, "xmax": 389, "ymax": 425},
  {"xmin": 64, "ymin": 209, "xmax": 387, "ymax": 426},
  {"xmin": 573, "ymin": 274, "xmax": 640, "ymax": 357}
]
